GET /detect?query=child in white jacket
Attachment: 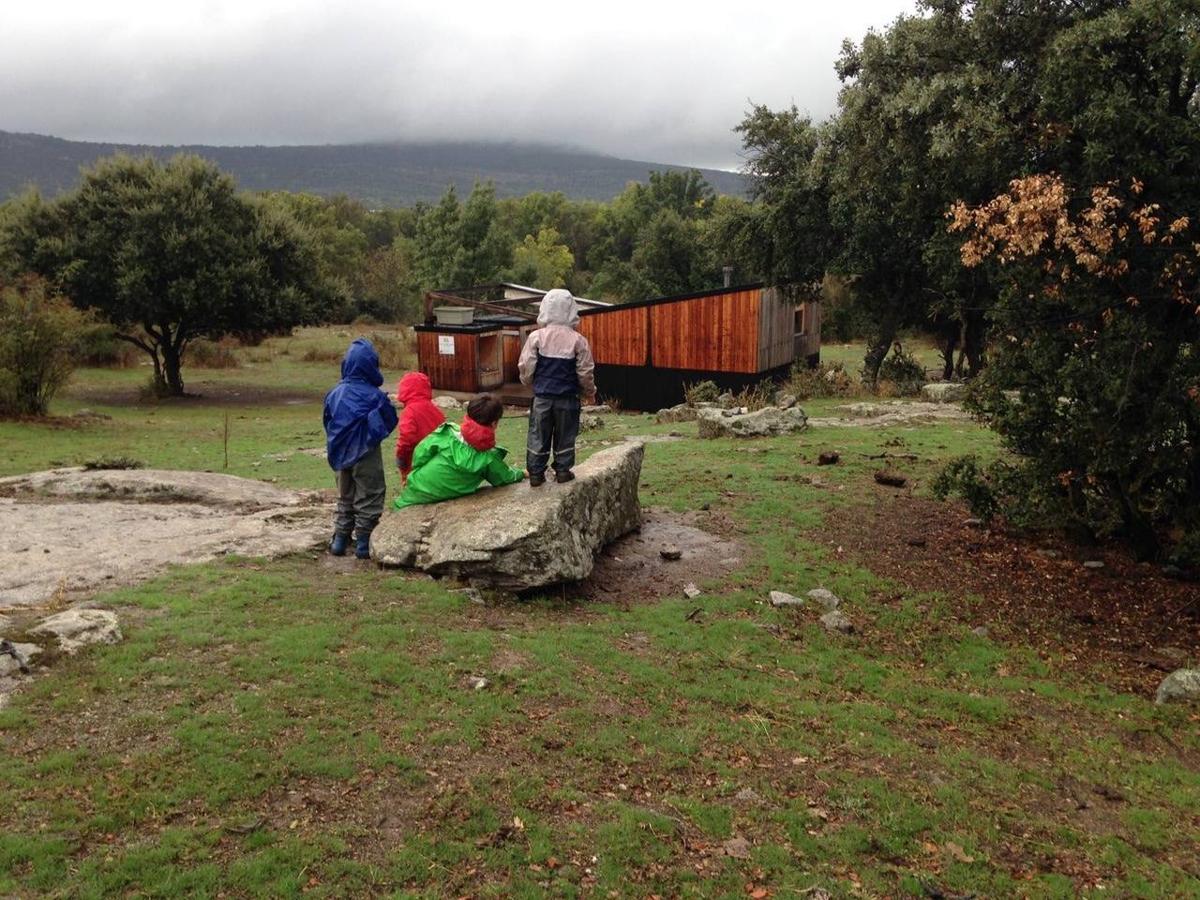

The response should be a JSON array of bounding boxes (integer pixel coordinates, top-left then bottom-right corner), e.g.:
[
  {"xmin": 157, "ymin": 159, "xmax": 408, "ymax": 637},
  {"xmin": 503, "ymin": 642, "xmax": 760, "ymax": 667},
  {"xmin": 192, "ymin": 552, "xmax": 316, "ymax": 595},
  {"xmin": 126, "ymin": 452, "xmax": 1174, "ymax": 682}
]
[{"xmin": 518, "ymin": 289, "xmax": 597, "ymax": 486}]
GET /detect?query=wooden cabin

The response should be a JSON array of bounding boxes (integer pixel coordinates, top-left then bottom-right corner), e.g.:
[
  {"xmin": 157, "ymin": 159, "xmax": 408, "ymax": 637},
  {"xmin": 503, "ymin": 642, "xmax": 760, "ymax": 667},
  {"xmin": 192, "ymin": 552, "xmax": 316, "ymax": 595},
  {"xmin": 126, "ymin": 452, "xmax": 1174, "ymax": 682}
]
[{"xmin": 415, "ymin": 282, "xmax": 821, "ymax": 411}]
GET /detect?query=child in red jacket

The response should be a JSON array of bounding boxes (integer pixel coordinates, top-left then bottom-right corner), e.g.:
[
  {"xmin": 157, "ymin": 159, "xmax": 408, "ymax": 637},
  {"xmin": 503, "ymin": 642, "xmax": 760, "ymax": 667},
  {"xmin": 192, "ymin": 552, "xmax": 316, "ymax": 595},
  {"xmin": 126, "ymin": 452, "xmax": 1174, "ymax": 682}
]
[{"xmin": 395, "ymin": 372, "xmax": 445, "ymax": 485}]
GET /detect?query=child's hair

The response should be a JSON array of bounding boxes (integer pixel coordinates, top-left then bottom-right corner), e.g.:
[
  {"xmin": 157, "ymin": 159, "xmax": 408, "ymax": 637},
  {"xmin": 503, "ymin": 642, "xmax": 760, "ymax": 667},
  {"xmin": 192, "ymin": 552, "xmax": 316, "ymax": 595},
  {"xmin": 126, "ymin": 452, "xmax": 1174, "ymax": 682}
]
[{"xmin": 466, "ymin": 394, "xmax": 504, "ymax": 426}]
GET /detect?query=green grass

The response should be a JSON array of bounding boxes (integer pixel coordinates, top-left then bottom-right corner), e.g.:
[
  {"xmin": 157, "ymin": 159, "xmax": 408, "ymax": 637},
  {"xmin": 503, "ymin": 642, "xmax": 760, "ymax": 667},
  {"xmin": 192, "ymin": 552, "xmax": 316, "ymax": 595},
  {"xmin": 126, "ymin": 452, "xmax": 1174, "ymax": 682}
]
[{"xmin": 1, "ymin": 327, "xmax": 1197, "ymax": 897}]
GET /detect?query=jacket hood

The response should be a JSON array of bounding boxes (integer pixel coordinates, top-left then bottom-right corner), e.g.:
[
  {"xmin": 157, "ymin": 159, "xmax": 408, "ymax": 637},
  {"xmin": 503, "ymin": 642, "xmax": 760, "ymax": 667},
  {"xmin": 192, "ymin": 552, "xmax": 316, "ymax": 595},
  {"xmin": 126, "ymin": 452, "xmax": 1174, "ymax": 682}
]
[
  {"xmin": 536, "ymin": 289, "xmax": 581, "ymax": 328},
  {"xmin": 397, "ymin": 371, "xmax": 433, "ymax": 404},
  {"xmin": 460, "ymin": 416, "xmax": 497, "ymax": 451},
  {"xmin": 341, "ymin": 338, "xmax": 384, "ymax": 387}
]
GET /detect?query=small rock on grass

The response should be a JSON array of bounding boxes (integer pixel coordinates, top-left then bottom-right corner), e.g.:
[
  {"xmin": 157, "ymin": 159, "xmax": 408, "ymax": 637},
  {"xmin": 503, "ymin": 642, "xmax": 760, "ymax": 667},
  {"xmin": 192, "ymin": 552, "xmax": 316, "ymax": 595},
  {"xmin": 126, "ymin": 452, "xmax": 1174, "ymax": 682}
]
[
  {"xmin": 874, "ymin": 469, "xmax": 907, "ymax": 488},
  {"xmin": 769, "ymin": 591, "xmax": 804, "ymax": 607},
  {"xmin": 31, "ymin": 609, "xmax": 121, "ymax": 654},
  {"xmin": 659, "ymin": 546, "xmax": 683, "ymax": 561},
  {"xmin": 817, "ymin": 451, "xmax": 840, "ymax": 466},
  {"xmin": 807, "ymin": 588, "xmax": 841, "ymax": 611},
  {"xmin": 734, "ymin": 787, "xmax": 762, "ymax": 804},
  {"xmin": 722, "ymin": 836, "xmax": 751, "ymax": 859},
  {"xmin": 820, "ymin": 610, "xmax": 854, "ymax": 634},
  {"xmin": 0, "ymin": 642, "xmax": 41, "ymax": 678},
  {"xmin": 1155, "ymin": 669, "xmax": 1200, "ymax": 705},
  {"xmin": 971, "ymin": 626, "xmax": 990, "ymax": 638},
  {"xmin": 466, "ymin": 676, "xmax": 489, "ymax": 691},
  {"xmin": 683, "ymin": 583, "xmax": 702, "ymax": 599}
]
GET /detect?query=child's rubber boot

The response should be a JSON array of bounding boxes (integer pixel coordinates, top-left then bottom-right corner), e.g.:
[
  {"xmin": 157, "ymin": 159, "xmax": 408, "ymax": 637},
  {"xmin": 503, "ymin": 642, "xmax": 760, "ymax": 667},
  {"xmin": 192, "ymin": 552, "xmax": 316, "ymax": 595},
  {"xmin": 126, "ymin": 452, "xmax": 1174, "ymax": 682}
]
[
  {"xmin": 355, "ymin": 531, "xmax": 372, "ymax": 560},
  {"xmin": 330, "ymin": 532, "xmax": 350, "ymax": 556},
  {"xmin": 529, "ymin": 473, "xmax": 546, "ymax": 487},
  {"xmin": 555, "ymin": 470, "xmax": 575, "ymax": 483}
]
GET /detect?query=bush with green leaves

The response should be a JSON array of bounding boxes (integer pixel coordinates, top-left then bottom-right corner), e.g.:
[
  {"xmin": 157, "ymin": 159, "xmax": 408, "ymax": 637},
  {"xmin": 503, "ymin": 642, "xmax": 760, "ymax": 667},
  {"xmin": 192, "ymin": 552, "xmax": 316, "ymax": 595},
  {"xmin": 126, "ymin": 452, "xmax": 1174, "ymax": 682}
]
[
  {"xmin": 0, "ymin": 276, "xmax": 91, "ymax": 416},
  {"xmin": 944, "ymin": 175, "xmax": 1200, "ymax": 563},
  {"xmin": 874, "ymin": 345, "xmax": 925, "ymax": 396}
]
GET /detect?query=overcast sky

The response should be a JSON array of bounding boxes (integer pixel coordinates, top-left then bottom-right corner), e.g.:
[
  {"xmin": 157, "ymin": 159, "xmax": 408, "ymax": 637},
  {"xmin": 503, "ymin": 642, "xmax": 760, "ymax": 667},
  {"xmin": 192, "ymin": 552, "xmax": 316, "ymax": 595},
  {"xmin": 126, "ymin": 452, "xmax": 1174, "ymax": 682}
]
[{"xmin": 2, "ymin": 0, "xmax": 918, "ymax": 170}]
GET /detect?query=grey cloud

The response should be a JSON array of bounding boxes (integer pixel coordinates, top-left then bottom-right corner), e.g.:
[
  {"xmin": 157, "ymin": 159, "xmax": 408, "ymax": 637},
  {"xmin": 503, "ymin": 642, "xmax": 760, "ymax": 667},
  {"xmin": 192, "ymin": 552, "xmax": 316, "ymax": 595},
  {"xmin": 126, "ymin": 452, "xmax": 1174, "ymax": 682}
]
[{"xmin": 0, "ymin": 1, "xmax": 915, "ymax": 169}]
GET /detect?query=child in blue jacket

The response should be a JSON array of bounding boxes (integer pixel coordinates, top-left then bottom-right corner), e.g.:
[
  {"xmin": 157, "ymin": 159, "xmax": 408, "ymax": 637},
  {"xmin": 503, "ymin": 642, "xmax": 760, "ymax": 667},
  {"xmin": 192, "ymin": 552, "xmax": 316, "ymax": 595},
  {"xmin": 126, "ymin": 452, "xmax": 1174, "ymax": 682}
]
[{"xmin": 323, "ymin": 339, "xmax": 399, "ymax": 558}]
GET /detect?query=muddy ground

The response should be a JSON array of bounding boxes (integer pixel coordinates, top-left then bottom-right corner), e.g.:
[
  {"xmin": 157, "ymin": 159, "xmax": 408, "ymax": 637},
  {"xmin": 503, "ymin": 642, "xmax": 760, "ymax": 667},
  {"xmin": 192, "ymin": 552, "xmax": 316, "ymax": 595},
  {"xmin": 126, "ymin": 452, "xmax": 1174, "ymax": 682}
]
[{"xmin": 815, "ymin": 484, "xmax": 1200, "ymax": 696}]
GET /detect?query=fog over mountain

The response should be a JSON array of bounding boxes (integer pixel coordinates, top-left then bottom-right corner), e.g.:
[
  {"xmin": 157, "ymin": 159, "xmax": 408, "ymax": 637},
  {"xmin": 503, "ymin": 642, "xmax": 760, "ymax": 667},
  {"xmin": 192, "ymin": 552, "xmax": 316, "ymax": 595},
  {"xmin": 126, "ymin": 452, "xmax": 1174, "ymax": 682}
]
[
  {"xmin": 0, "ymin": 130, "xmax": 748, "ymax": 205},
  {"xmin": 1, "ymin": 0, "xmax": 917, "ymax": 171}
]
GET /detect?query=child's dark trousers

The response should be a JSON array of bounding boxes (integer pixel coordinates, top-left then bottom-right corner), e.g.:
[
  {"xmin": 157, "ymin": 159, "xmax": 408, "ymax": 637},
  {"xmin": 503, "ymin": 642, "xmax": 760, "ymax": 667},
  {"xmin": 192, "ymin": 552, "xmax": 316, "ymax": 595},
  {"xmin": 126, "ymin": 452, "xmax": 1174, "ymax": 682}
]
[
  {"xmin": 526, "ymin": 395, "xmax": 580, "ymax": 476},
  {"xmin": 333, "ymin": 444, "xmax": 386, "ymax": 538}
]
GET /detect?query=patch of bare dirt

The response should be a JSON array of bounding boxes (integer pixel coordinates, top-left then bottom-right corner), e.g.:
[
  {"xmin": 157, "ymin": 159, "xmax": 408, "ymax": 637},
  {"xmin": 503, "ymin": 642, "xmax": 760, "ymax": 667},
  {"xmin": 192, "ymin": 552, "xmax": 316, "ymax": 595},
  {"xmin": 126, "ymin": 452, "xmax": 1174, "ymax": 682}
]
[
  {"xmin": 576, "ymin": 508, "xmax": 743, "ymax": 604},
  {"xmin": 70, "ymin": 380, "xmax": 321, "ymax": 407},
  {"xmin": 815, "ymin": 488, "xmax": 1200, "ymax": 696}
]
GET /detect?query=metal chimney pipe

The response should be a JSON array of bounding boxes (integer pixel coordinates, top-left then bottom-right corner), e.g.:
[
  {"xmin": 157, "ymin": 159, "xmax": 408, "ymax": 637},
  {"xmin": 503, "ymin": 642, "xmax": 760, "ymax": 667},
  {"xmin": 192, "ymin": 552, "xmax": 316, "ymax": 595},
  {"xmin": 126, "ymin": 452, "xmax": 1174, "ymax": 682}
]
[{"xmin": 722, "ymin": 266, "xmax": 734, "ymax": 288}]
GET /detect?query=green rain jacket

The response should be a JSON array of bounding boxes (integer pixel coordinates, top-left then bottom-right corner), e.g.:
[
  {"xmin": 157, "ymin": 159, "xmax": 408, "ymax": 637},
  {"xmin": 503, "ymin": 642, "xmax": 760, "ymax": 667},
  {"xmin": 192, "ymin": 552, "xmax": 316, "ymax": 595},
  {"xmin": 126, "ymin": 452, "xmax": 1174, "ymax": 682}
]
[{"xmin": 393, "ymin": 421, "xmax": 524, "ymax": 509}]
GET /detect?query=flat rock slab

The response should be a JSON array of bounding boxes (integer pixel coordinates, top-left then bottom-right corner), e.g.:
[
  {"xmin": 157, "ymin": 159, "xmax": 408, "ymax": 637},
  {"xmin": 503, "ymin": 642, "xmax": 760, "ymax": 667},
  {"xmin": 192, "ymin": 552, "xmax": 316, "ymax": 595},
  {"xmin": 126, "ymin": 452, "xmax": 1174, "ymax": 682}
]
[
  {"xmin": 808, "ymin": 401, "xmax": 972, "ymax": 429},
  {"xmin": 0, "ymin": 467, "xmax": 314, "ymax": 511},
  {"xmin": 372, "ymin": 442, "xmax": 645, "ymax": 591},
  {"xmin": 697, "ymin": 406, "xmax": 808, "ymax": 439},
  {"xmin": 0, "ymin": 468, "xmax": 329, "ymax": 609}
]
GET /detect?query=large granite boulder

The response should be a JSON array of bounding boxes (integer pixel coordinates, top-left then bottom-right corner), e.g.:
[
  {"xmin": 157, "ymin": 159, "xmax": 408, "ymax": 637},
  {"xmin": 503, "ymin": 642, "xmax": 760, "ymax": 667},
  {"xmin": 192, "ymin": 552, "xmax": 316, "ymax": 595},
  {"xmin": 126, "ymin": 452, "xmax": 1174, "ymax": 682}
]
[
  {"xmin": 372, "ymin": 442, "xmax": 645, "ymax": 590},
  {"xmin": 697, "ymin": 406, "xmax": 808, "ymax": 439}
]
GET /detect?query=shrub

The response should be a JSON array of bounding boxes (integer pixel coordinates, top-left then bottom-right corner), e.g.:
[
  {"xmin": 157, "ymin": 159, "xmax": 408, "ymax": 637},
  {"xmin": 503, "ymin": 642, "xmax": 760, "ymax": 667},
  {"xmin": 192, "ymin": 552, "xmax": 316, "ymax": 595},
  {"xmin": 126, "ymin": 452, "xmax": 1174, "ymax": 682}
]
[
  {"xmin": 787, "ymin": 361, "xmax": 859, "ymax": 400},
  {"xmin": 301, "ymin": 345, "xmax": 343, "ymax": 364},
  {"xmin": 0, "ymin": 276, "xmax": 91, "ymax": 416},
  {"xmin": 683, "ymin": 380, "xmax": 720, "ymax": 406},
  {"xmin": 76, "ymin": 322, "xmax": 139, "ymax": 368},
  {"xmin": 947, "ymin": 175, "xmax": 1200, "ymax": 560},
  {"xmin": 186, "ymin": 337, "xmax": 240, "ymax": 369},
  {"xmin": 368, "ymin": 330, "xmax": 415, "ymax": 370},
  {"xmin": 732, "ymin": 382, "xmax": 775, "ymax": 410},
  {"xmin": 874, "ymin": 344, "xmax": 926, "ymax": 396}
]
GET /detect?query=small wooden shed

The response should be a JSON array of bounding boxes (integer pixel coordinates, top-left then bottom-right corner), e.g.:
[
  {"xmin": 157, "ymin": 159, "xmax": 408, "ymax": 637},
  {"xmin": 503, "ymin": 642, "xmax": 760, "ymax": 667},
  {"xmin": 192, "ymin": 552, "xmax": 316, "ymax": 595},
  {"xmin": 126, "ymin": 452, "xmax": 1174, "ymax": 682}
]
[{"xmin": 414, "ymin": 282, "xmax": 820, "ymax": 411}]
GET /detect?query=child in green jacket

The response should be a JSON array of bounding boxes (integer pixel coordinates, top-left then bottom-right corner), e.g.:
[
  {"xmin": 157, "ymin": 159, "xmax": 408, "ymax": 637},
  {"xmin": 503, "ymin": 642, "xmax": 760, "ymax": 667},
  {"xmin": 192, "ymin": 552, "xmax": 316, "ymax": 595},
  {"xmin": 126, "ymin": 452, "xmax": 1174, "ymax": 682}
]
[{"xmin": 393, "ymin": 394, "xmax": 525, "ymax": 509}]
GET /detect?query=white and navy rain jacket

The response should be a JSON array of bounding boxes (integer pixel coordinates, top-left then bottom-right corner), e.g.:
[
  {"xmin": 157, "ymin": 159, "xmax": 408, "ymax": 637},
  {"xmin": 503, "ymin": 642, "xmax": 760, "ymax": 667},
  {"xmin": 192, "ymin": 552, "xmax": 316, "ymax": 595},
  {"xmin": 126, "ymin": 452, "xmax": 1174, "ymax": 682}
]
[{"xmin": 517, "ymin": 289, "xmax": 597, "ymax": 398}]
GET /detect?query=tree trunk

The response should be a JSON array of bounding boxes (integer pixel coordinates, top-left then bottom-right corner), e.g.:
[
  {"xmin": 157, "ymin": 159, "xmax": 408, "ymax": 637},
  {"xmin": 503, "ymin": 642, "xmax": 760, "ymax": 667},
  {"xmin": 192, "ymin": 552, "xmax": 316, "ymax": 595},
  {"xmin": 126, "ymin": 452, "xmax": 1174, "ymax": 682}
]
[
  {"xmin": 963, "ymin": 310, "xmax": 987, "ymax": 378},
  {"xmin": 862, "ymin": 308, "xmax": 900, "ymax": 385},
  {"xmin": 160, "ymin": 341, "xmax": 185, "ymax": 396}
]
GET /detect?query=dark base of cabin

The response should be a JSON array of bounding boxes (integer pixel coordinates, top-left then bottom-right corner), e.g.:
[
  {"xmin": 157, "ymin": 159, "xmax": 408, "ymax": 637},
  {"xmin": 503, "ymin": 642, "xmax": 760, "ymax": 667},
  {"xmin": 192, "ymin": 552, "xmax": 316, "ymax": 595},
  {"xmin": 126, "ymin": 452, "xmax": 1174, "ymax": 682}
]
[{"xmin": 594, "ymin": 364, "xmax": 795, "ymax": 412}]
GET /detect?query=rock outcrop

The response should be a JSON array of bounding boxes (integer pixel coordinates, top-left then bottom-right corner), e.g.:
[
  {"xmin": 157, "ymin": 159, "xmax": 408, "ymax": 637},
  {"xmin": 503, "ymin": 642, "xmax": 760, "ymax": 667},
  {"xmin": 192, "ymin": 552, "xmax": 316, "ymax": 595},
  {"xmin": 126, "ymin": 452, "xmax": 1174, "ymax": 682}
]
[
  {"xmin": 697, "ymin": 406, "xmax": 808, "ymax": 439},
  {"xmin": 372, "ymin": 442, "xmax": 645, "ymax": 590},
  {"xmin": 1, "ymin": 468, "xmax": 328, "ymax": 609},
  {"xmin": 0, "ymin": 467, "xmax": 316, "ymax": 511}
]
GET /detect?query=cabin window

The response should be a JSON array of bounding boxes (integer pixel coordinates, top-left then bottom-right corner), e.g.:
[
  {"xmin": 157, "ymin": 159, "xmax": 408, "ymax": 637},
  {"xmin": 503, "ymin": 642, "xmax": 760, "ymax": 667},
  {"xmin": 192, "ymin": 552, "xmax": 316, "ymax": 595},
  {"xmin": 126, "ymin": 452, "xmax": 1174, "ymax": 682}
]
[{"xmin": 794, "ymin": 305, "xmax": 807, "ymax": 336}]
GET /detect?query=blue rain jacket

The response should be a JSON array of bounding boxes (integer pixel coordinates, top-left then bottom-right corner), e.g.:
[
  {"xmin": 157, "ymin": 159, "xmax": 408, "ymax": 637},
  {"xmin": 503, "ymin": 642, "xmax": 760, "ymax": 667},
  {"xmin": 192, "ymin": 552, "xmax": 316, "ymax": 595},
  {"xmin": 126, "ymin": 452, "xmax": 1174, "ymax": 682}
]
[{"xmin": 323, "ymin": 339, "xmax": 399, "ymax": 470}]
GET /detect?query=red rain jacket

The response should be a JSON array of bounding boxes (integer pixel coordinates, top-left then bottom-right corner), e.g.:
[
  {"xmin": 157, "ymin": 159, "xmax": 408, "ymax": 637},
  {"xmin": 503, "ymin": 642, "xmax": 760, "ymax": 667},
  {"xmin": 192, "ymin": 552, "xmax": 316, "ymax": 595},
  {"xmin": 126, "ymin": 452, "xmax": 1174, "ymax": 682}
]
[{"xmin": 394, "ymin": 372, "xmax": 445, "ymax": 475}]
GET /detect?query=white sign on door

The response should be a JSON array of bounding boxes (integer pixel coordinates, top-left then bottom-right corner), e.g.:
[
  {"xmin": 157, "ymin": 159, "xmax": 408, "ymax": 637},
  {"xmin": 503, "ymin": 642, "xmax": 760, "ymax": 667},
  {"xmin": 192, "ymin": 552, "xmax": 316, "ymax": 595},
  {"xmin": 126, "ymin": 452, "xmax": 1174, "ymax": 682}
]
[{"xmin": 438, "ymin": 335, "xmax": 455, "ymax": 355}]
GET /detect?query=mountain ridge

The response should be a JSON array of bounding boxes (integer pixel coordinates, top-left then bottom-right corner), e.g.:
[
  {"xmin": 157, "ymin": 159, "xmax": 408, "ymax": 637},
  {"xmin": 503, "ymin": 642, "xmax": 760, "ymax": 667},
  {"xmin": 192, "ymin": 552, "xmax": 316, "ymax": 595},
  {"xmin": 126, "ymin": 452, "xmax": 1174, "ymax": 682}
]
[{"xmin": 0, "ymin": 130, "xmax": 747, "ymax": 206}]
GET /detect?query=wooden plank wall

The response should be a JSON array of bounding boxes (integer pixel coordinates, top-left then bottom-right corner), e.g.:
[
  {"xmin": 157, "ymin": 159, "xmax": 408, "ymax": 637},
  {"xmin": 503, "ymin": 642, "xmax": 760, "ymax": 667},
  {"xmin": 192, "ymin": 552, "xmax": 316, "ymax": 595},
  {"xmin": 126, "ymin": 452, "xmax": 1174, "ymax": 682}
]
[
  {"xmin": 757, "ymin": 286, "xmax": 797, "ymax": 371},
  {"xmin": 650, "ymin": 288, "xmax": 762, "ymax": 374},
  {"xmin": 417, "ymin": 331, "xmax": 479, "ymax": 392},
  {"xmin": 577, "ymin": 305, "xmax": 650, "ymax": 367}
]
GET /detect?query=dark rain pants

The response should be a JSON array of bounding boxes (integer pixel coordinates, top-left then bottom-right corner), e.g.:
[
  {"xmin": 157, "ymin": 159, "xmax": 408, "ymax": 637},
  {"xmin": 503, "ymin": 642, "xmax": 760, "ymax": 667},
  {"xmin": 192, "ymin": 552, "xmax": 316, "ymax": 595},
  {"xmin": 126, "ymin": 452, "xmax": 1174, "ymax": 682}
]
[
  {"xmin": 333, "ymin": 443, "xmax": 386, "ymax": 538},
  {"xmin": 526, "ymin": 395, "xmax": 581, "ymax": 476}
]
